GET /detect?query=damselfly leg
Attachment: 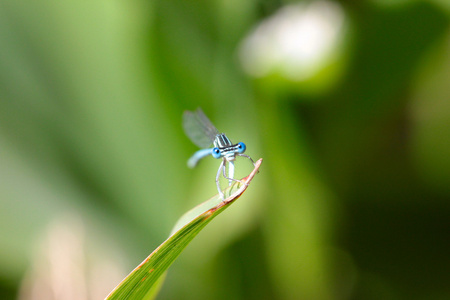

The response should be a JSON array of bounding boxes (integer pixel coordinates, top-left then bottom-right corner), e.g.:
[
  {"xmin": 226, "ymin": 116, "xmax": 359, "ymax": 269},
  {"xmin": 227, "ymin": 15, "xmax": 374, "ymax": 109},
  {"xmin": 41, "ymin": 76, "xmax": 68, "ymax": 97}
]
[{"xmin": 215, "ymin": 159, "xmax": 225, "ymax": 199}]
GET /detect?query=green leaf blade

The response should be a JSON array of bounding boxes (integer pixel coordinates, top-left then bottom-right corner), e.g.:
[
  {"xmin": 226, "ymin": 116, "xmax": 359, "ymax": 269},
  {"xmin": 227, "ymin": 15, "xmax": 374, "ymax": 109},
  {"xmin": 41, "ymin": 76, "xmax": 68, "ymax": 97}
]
[{"xmin": 106, "ymin": 158, "xmax": 262, "ymax": 300}]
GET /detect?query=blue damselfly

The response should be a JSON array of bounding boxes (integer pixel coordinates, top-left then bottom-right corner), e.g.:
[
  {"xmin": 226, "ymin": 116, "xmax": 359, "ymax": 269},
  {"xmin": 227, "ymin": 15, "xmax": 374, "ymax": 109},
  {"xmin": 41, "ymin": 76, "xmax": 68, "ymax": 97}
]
[{"xmin": 183, "ymin": 108, "xmax": 255, "ymax": 199}]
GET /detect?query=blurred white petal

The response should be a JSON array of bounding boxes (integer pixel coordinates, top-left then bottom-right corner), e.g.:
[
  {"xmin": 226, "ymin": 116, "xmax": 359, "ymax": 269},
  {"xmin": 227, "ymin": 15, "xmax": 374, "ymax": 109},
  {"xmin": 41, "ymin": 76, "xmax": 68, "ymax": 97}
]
[{"xmin": 240, "ymin": 1, "xmax": 347, "ymax": 81}]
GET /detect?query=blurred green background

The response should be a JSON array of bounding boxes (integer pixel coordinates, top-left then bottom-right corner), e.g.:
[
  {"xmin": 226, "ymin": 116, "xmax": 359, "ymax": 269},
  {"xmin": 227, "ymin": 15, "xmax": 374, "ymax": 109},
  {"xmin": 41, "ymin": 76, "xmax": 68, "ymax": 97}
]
[{"xmin": 1, "ymin": 0, "xmax": 449, "ymax": 299}]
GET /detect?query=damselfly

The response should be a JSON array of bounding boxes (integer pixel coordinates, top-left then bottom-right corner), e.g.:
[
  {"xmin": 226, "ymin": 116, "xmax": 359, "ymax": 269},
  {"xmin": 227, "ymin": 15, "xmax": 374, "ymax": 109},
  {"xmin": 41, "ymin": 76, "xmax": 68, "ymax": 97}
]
[{"xmin": 183, "ymin": 108, "xmax": 255, "ymax": 199}]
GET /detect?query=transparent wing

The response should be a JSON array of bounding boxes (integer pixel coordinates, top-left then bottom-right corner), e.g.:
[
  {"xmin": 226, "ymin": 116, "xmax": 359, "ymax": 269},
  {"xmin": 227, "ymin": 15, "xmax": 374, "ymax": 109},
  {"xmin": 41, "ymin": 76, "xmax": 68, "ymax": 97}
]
[{"xmin": 183, "ymin": 108, "xmax": 219, "ymax": 148}]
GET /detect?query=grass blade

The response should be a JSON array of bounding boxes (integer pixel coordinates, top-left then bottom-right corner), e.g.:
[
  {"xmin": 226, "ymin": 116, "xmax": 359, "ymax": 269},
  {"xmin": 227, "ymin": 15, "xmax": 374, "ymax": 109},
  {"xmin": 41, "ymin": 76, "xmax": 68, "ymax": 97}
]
[{"xmin": 106, "ymin": 158, "xmax": 262, "ymax": 300}]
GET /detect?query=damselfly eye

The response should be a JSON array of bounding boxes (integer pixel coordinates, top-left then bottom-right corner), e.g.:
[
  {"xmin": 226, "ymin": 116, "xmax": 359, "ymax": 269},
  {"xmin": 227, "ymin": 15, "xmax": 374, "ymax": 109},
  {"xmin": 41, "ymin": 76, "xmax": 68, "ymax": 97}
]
[
  {"xmin": 212, "ymin": 147, "xmax": 221, "ymax": 159},
  {"xmin": 237, "ymin": 142, "xmax": 246, "ymax": 154}
]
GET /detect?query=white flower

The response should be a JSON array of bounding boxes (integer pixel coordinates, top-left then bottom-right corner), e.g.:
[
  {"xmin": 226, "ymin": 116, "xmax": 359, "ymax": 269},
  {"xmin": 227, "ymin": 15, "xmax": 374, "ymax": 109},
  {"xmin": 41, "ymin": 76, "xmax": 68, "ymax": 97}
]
[{"xmin": 240, "ymin": 1, "xmax": 347, "ymax": 81}]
